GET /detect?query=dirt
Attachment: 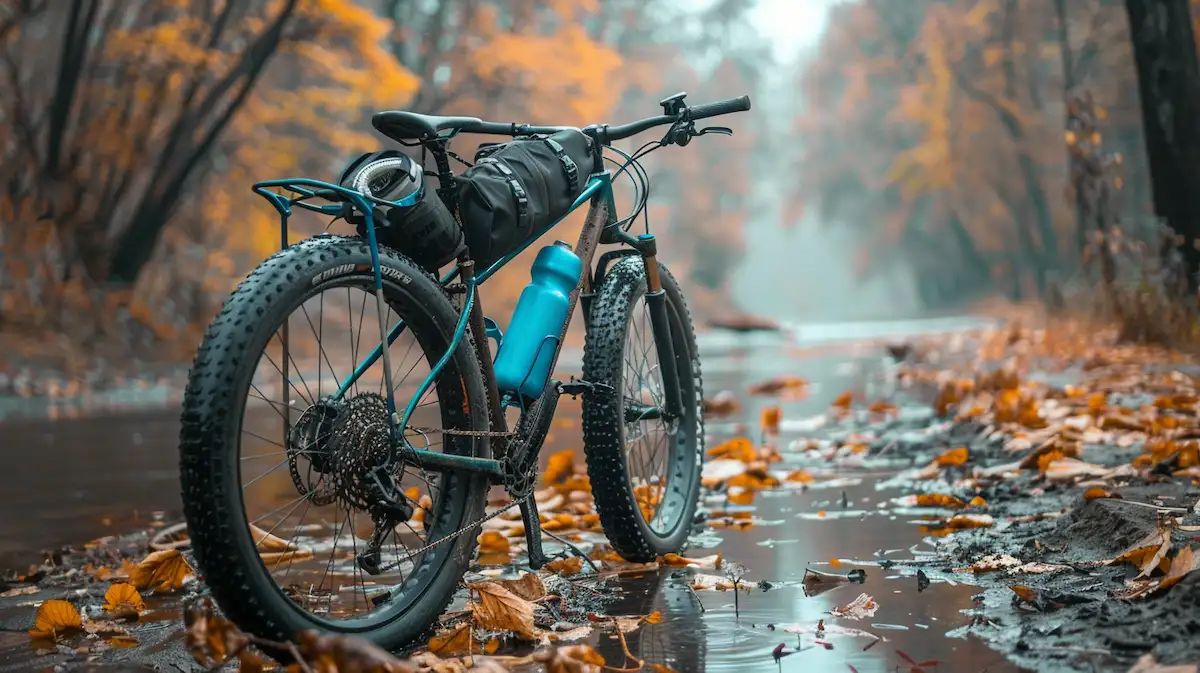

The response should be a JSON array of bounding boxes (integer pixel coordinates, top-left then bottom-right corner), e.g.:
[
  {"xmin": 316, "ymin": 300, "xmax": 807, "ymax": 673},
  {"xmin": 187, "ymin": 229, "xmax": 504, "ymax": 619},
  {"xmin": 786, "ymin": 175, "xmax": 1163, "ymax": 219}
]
[{"xmin": 874, "ymin": 415, "xmax": 1200, "ymax": 673}]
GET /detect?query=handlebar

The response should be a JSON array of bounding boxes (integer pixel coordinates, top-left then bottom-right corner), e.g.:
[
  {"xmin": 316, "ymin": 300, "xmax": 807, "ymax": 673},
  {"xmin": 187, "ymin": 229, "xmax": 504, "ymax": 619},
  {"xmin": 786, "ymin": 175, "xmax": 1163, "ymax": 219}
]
[{"xmin": 460, "ymin": 94, "xmax": 752, "ymax": 145}]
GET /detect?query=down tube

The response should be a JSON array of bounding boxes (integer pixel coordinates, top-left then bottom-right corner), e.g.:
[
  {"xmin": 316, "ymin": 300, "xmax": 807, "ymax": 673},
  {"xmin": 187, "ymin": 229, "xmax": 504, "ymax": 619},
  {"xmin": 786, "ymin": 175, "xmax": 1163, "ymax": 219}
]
[{"xmin": 536, "ymin": 179, "xmax": 614, "ymax": 386}]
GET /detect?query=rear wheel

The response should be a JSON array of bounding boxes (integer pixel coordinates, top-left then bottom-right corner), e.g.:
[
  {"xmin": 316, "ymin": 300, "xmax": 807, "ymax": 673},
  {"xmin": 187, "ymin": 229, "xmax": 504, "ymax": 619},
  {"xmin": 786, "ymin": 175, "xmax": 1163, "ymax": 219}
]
[
  {"xmin": 179, "ymin": 236, "xmax": 490, "ymax": 648},
  {"xmin": 581, "ymin": 257, "xmax": 703, "ymax": 562}
]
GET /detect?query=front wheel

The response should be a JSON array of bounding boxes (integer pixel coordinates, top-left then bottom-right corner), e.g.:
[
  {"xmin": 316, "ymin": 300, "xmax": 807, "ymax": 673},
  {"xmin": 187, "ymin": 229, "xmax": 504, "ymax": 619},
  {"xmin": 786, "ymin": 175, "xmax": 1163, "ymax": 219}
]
[{"xmin": 581, "ymin": 257, "xmax": 704, "ymax": 562}]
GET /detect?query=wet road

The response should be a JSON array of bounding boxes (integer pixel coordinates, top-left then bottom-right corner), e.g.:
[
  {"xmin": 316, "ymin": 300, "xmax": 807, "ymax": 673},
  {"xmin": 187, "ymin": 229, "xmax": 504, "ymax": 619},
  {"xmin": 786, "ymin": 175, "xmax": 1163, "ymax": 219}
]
[{"xmin": 0, "ymin": 316, "xmax": 1019, "ymax": 671}]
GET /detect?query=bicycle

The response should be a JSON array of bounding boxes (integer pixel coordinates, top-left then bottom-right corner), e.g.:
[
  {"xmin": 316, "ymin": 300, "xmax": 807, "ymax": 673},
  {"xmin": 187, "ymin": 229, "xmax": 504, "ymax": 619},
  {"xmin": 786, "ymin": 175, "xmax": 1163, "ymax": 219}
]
[{"xmin": 178, "ymin": 91, "xmax": 752, "ymax": 649}]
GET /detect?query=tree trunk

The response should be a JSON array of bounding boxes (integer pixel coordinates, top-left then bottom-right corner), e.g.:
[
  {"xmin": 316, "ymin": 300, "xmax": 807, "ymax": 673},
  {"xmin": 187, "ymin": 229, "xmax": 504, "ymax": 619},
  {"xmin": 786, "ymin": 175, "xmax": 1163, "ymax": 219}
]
[{"xmin": 1124, "ymin": 0, "xmax": 1200, "ymax": 289}]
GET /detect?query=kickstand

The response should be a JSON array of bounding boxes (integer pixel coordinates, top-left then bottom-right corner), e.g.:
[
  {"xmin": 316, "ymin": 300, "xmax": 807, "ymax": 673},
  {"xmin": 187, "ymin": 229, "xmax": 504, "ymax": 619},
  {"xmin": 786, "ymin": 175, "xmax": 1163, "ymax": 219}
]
[
  {"xmin": 540, "ymin": 527, "xmax": 601, "ymax": 575},
  {"xmin": 520, "ymin": 498, "xmax": 600, "ymax": 575},
  {"xmin": 520, "ymin": 498, "xmax": 549, "ymax": 570}
]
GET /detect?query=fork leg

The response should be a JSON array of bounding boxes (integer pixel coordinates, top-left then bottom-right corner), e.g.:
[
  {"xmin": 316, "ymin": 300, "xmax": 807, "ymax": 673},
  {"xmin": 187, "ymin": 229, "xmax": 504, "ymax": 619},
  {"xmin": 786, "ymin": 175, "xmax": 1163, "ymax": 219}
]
[{"xmin": 638, "ymin": 234, "xmax": 683, "ymax": 419}]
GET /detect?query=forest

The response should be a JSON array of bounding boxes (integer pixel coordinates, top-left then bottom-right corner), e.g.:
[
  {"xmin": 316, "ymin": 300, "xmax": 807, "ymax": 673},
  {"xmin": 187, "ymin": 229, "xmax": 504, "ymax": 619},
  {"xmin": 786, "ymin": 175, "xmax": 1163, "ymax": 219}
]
[
  {"xmin": 795, "ymin": 0, "xmax": 1200, "ymax": 309},
  {"xmin": 3, "ymin": 0, "xmax": 1200, "ymax": 364},
  {"xmin": 0, "ymin": 0, "xmax": 765, "ymax": 361}
]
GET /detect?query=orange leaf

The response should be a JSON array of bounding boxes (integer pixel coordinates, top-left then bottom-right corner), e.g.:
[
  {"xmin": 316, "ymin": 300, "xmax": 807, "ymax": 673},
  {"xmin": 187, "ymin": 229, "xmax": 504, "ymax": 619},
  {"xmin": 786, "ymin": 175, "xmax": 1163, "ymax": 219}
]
[
  {"xmin": 543, "ymin": 449, "xmax": 576, "ymax": 486},
  {"xmin": 915, "ymin": 494, "xmax": 967, "ymax": 509},
  {"xmin": 1009, "ymin": 585, "xmax": 1037, "ymax": 602},
  {"xmin": 131, "ymin": 549, "xmax": 192, "ymax": 593},
  {"xmin": 28, "ymin": 600, "xmax": 82, "ymax": 640},
  {"xmin": 968, "ymin": 496, "xmax": 988, "ymax": 508},
  {"xmin": 546, "ymin": 557, "xmax": 584, "ymax": 576},
  {"xmin": 478, "ymin": 531, "xmax": 511, "ymax": 555},
  {"xmin": 102, "ymin": 583, "xmax": 145, "ymax": 619},
  {"xmin": 1083, "ymin": 487, "xmax": 1117, "ymax": 501},
  {"xmin": 761, "ymin": 406, "xmax": 782, "ymax": 434},
  {"xmin": 934, "ymin": 447, "xmax": 968, "ymax": 467},
  {"xmin": 832, "ymin": 390, "xmax": 854, "ymax": 410},
  {"xmin": 786, "ymin": 469, "xmax": 815, "ymax": 483}
]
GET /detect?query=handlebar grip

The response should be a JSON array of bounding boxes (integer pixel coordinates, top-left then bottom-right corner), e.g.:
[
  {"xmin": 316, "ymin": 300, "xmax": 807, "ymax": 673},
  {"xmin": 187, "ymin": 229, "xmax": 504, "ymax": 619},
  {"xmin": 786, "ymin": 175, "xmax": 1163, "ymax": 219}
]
[{"xmin": 688, "ymin": 95, "xmax": 752, "ymax": 120}]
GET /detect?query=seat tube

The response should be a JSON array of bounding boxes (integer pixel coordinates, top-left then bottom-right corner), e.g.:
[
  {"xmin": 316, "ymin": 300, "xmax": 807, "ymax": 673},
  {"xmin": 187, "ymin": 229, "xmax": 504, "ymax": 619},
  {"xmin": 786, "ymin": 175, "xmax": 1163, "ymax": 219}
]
[{"xmin": 637, "ymin": 233, "xmax": 684, "ymax": 419}]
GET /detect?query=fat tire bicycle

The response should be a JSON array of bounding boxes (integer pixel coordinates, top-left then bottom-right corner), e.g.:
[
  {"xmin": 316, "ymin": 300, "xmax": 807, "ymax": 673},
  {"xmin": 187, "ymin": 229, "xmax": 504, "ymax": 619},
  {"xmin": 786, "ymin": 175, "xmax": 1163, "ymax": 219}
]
[{"xmin": 178, "ymin": 91, "xmax": 751, "ymax": 648}]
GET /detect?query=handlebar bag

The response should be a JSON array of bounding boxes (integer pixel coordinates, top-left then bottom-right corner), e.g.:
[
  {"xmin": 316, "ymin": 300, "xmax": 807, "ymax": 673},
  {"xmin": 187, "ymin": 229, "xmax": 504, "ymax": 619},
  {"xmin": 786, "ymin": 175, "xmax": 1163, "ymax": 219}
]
[
  {"xmin": 336, "ymin": 149, "xmax": 465, "ymax": 272},
  {"xmin": 456, "ymin": 129, "xmax": 594, "ymax": 269}
]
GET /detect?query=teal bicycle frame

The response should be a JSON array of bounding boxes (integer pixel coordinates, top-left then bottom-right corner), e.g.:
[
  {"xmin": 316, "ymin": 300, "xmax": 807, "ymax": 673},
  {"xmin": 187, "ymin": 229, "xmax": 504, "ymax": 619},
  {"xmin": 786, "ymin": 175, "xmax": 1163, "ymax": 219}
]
[{"xmin": 251, "ymin": 169, "xmax": 619, "ymax": 479}]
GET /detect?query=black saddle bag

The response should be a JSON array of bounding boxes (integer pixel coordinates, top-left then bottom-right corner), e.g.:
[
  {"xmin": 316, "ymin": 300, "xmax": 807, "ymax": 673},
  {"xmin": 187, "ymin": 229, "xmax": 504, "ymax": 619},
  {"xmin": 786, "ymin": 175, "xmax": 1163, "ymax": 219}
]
[
  {"xmin": 456, "ymin": 129, "xmax": 594, "ymax": 269},
  {"xmin": 337, "ymin": 149, "xmax": 465, "ymax": 272}
]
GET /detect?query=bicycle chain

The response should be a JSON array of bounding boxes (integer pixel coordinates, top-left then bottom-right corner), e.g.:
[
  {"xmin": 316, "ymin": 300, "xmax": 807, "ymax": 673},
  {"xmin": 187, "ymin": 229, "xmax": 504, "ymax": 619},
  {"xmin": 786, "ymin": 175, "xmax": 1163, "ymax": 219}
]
[{"xmin": 373, "ymin": 492, "xmax": 529, "ymax": 573}]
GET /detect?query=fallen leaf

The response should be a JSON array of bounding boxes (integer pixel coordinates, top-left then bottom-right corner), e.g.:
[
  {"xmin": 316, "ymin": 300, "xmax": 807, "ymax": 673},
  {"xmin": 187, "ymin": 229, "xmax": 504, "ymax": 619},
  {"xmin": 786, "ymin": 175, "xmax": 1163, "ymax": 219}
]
[
  {"xmin": 706, "ymin": 437, "xmax": 756, "ymax": 462},
  {"xmin": 761, "ymin": 406, "xmax": 783, "ymax": 434},
  {"xmin": 749, "ymin": 376, "xmax": 808, "ymax": 396},
  {"xmin": 832, "ymin": 390, "xmax": 854, "ymax": 411},
  {"xmin": 1159, "ymin": 547, "xmax": 1199, "ymax": 592},
  {"xmin": 1111, "ymin": 525, "xmax": 1173, "ymax": 578},
  {"xmin": 703, "ymin": 391, "xmax": 741, "ymax": 417},
  {"xmin": 532, "ymin": 645, "xmax": 606, "ymax": 672},
  {"xmin": 478, "ymin": 531, "xmax": 511, "ymax": 555},
  {"xmin": 0, "ymin": 585, "xmax": 38, "ymax": 598},
  {"xmin": 914, "ymin": 494, "xmax": 967, "ymax": 509},
  {"xmin": 469, "ymin": 581, "xmax": 536, "ymax": 639},
  {"xmin": 428, "ymin": 623, "xmax": 474, "ymax": 657},
  {"xmin": 968, "ymin": 496, "xmax": 988, "ymax": 507},
  {"xmin": 1084, "ymin": 487, "xmax": 1119, "ymax": 501},
  {"xmin": 494, "ymin": 573, "xmax": 546, "ymax": 601},
  {"xmin": 102, "ymin": 583, "xmax": 144, "ymax": 619},
  {"xmin": 28, "ymin": 599, "xmax": 82, "ymax": 640},
  {"xmin": 543, "ymin": 450, "xmax": 576, "ymax": 486},
  {"xmin": 1043, "ymin": 457, "xmax": 1113, "ymax": 481},
  {"xmin": 546, "ymin": 557, "xmax": 584, "ymax": 576},
  {"xmin": 970, "ymin": 554, "xmax": 1023, "ymax": 573},
  {"xmin": 131, "ymin": 549, "xmax": 192, "ymax": 593},
  {"xmin": 295, "ymin": 630, "xmax": 416, "ymax": 672},
  {"xmin": 184, "ymin": 597, "xmax": 249, "ymax": 667},
  {"xmin": 1126, "ymin": 654, "xmax": 1198, "ymax": 673},
  {"xmin": 658, "ymin": 553, "xmax": 722, "ymax": 569},
  {"xmin": 934, "ymin": 447, "xmax": 968, "ymax": 467},
  {"xmin": 830, "ymin": 593, "xmax": 878, "ymax": 620}
]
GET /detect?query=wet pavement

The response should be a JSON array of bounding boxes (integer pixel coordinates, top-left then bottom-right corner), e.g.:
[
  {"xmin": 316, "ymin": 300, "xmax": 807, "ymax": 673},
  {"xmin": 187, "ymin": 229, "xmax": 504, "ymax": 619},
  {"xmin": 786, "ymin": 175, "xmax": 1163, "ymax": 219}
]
[{"xmin": 0, "ymin": 316, "xmax": 1023, "ymax": 671}]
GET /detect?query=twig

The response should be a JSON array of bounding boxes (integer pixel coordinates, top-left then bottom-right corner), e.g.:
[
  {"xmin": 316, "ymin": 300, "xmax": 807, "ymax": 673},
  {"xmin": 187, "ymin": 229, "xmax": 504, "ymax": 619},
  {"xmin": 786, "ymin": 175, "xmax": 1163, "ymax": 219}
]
[
  {"xmin": 1113, "ymin": 499, "xmax": 1190, "ymax": 514},
  {"xmin": 539, "ymin": 528, "xmax": 601, "ymax": 575},
  {"xmin": 686, "ymin": 582, "xmax": 706, "ymax": 613}
]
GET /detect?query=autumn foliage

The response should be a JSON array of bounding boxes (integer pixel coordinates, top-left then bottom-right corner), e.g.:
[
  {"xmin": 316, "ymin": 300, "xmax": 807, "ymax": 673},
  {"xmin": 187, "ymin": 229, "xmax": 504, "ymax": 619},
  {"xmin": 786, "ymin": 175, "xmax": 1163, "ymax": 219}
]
[
  {"xmin": 792, "ymin": 0, "xmax": 1183, "ymax": 308},
  {"xmin": 0, "ymin": 0, "xmax": 762, "ymax": 360}
]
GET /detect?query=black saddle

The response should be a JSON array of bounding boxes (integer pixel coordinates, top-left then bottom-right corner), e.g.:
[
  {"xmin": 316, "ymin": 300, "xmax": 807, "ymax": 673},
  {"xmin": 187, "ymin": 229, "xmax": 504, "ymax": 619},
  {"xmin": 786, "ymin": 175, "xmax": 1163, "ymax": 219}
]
[{"xmin": 372, "ymin": 110, "xmax": 482, "ymax": 141}]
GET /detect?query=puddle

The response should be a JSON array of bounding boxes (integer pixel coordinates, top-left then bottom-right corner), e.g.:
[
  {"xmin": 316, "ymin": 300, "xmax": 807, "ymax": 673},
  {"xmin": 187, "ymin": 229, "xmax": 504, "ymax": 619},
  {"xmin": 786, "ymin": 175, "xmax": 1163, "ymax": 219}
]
[{"xmin": 0, "ymin": 323, "xmax": 1026, "ymax": 671}]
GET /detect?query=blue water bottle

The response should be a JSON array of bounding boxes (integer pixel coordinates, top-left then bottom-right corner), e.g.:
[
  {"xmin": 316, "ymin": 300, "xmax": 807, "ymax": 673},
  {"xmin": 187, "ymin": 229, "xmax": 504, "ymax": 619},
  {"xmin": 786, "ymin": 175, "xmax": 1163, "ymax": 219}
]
[{"xmin": 493, "ymin": 240, "xmax": 582, "ymax": 398}]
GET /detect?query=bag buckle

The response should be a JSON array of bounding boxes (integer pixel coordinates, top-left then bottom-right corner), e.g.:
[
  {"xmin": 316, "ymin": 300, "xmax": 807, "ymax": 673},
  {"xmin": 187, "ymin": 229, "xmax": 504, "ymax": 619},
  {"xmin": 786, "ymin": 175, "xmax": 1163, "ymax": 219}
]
[{"xmin": 544, "ymin": 138, "xmax": 579, "ymax": 192}]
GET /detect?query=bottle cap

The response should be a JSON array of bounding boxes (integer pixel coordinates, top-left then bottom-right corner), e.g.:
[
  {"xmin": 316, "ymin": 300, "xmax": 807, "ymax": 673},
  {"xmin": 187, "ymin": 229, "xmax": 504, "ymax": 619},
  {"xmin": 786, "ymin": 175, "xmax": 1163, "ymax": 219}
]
[{"xmin": 552, "ymin": 240, "xmax": 573, "ymax": 251}]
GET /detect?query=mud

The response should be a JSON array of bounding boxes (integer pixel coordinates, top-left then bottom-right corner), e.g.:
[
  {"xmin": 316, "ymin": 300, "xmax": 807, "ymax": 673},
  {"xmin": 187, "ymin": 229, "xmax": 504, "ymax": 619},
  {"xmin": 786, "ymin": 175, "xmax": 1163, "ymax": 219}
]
[{"xmin": 881, "ymin": 416, "xmax": 1200, "ymax": 672}]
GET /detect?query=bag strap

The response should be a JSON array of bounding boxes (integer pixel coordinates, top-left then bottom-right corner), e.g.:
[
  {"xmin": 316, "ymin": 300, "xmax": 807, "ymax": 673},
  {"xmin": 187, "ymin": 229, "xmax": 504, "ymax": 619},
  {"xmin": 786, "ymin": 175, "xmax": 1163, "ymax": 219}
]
[
  {"xmin": 480, "ymin": 158, "xmax": 530, "ymax": 228},
  {"xmin": 543, "ymin": 138, "xmax": 580, "ymax": 193}
]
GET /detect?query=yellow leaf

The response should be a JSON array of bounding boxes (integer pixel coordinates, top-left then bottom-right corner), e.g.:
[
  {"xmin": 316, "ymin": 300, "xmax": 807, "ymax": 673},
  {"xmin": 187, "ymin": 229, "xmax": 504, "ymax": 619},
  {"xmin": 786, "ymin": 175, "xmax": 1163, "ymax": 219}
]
[
  {"xmin": 28, "ymin": 600, "xmax": 83, "ymax": 640},
  {"xmin": 493, "ymin": 573, "xmax": 546, "ymax": 602}
]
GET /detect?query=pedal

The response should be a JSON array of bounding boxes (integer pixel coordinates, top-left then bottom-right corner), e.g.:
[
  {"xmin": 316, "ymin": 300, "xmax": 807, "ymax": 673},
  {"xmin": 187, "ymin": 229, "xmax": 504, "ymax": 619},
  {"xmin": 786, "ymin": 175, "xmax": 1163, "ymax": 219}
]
[
  {"xmin": 556, "ymin": 377, "xmax": 615, "ymax": 399},
  {"xmin": 520, "ymin": 498, "xmax": 548, "ymax": 570}
]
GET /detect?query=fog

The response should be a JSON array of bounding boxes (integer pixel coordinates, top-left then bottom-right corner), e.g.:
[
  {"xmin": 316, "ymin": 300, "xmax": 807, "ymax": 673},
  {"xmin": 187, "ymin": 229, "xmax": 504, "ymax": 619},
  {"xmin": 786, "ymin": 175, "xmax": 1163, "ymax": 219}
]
[{"xmin": 729, "ymin": 0, "xmax": 923, "ymax": 323}]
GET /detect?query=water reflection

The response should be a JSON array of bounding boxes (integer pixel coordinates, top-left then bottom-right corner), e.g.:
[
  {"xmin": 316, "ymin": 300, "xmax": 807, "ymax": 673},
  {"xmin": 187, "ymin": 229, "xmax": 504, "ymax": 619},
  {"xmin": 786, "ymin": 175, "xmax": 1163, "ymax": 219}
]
[{"xmin": 0, "ymin": 316, "xmax": 1024, "ymax": 670}]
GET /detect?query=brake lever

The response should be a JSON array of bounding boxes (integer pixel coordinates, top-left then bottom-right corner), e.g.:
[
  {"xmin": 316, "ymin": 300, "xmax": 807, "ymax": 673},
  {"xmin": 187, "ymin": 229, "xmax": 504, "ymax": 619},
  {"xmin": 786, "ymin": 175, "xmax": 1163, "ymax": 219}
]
[{"xmin": 695, "ymin": 126, "xmax": 733, "ymax": 137}]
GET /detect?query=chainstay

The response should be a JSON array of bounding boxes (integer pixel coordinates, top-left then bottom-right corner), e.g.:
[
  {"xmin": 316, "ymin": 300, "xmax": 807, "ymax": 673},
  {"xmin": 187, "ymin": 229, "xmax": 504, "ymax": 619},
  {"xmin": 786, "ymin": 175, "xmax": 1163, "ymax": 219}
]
[
  {"xmin": 375, "ymin": 493, "xmax": 530, "ymax": 573},
  {"xmin": 407, "ymin": 426, "xmax": 515, "ymax": 439}
]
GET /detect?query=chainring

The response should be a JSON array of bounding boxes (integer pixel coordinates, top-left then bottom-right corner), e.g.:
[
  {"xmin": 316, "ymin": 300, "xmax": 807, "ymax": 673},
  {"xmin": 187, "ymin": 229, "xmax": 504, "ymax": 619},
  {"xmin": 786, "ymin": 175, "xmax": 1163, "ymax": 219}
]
[{"xmin": 504, "ymin": 385, "xmax": 560, "ymax": 499}]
